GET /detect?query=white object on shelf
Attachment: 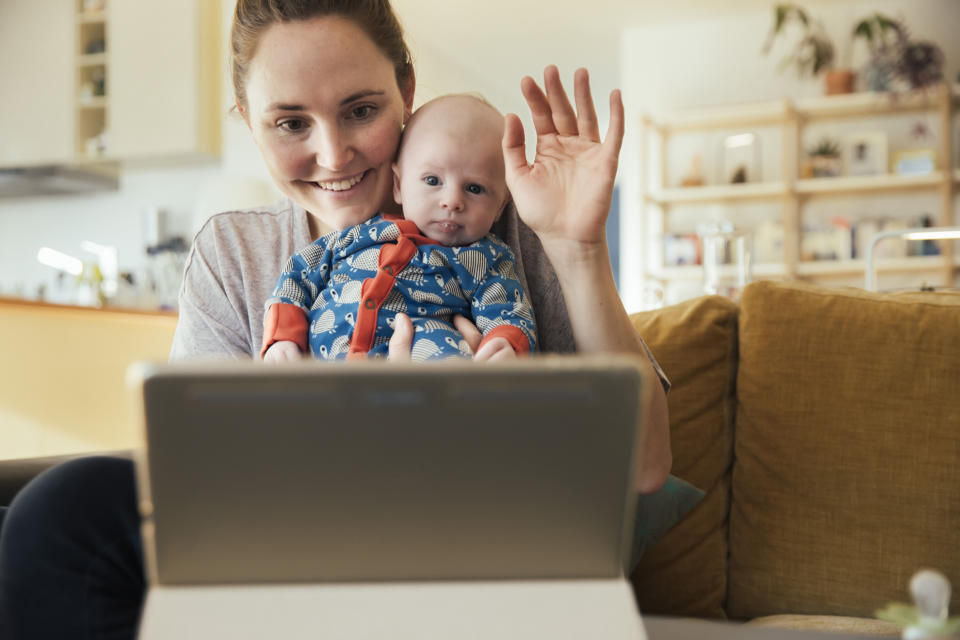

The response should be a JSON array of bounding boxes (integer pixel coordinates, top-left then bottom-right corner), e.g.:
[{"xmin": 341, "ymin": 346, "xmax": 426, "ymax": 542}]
[{"xmin": 865, "ymin": 227, "xmax": 960, "ymax": 290}]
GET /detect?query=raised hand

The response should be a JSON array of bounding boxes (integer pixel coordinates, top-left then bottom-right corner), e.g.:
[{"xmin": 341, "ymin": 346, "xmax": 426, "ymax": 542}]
[{"xmin": 502, "ymin": 65, "xmax": 624, "ymax": 252}]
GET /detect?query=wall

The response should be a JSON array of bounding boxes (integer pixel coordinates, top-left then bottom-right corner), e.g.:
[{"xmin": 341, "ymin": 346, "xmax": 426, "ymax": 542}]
[
  {"xmin": 2, "ymin": 1, "xmax": 957, "ymax": 309},
  {"xmin": 618, "ymin": 0, "xmax": 960, "ymax": 311}
]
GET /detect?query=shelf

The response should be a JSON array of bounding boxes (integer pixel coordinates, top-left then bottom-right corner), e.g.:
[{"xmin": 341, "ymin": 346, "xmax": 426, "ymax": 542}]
[
  {"xmin": 640, "ymin": 83, "xmax": 958, "ymax": 299},
  {"xmin": 77, "ymin": 96, "xmax": 107, "ymax": 109},
  {"xmin": 77, "ymin": 53, "xmax": 107, "ymax": 66},
  {"xmin": 795, "ymin": 89, "xmax": 942, "ymax": 119},
  {"xmin": 653, "ymin": 100, "xmax": 789, "ymax": 133},
  {"xmin": 650, "ymin": 181, "xmax": 788, "ymax": 205},
  {"xmin": 796, "ymin": 172, "xmax": 944, "ymax": 196},
  {"xmin": 77, "ymin": 11, "xmax": 106, "ymax": 24},
  {"xmin": 650, "ymin": 263, "xmax": 788, "ymax": 281},
  {"xmin": 797, "ymin": 256, "xmax": 954, "ymax": 277}
]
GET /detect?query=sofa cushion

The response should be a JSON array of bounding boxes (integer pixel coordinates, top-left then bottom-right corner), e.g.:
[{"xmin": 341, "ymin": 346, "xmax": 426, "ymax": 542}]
[
  {"xmin": 746, "ymin": 614, "xmax": 900, "ymax": 636},
  {"xmin": 629, "ymin": 295, "xmax": 738, "ymax": 619},
  {"xmin": 728, "ymin": 281, "xmax": 960, "ymax": 619}
]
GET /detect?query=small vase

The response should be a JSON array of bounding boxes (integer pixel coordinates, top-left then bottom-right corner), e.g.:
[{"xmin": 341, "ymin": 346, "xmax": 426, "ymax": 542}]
[
  {"xmin": 824, "ymin": 69, "xmax": 856, "ymax": 95},
  {"xmin": 810, "ymin": 155, "xmax": 842, "ymax": 178}
]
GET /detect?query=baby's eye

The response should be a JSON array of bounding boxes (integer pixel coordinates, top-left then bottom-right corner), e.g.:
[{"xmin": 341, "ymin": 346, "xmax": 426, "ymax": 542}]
[
  {"xmin": 466, "ymin": 184, "xmax": 486, "ymax": 195},
  {"xmin": 423, "ymin": 175, "xmax": 440, "ymax": 186}
]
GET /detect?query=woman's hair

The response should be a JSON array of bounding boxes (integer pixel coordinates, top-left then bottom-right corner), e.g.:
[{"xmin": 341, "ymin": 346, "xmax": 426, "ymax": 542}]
[{"xmin": 231, "ymin": 0, "xmax": 414, "ymax": 109}]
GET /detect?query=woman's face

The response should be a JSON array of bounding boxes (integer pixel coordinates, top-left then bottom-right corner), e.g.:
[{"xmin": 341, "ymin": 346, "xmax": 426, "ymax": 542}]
[{"xmin": 241, "ymin": 16, "xmax": 413, "ymax": 231}]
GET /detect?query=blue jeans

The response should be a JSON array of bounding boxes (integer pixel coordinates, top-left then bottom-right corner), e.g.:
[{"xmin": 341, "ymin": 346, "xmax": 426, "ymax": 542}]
[{"xmin": 0, "ymin": 456, "xmax": 145, "ymax": 640}]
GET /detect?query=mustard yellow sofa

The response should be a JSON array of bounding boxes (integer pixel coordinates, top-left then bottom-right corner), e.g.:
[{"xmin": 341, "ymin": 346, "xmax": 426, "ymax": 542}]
[{"xmin": 629, "ymin": 280, "xmax": 960, "ymax": 633}]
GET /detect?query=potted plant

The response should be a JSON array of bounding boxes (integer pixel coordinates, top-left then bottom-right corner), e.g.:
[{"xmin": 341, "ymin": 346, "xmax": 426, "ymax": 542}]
[
  {"xmin": 763, "ymin": 4, "xmax": 855, "ymax": 95},
  {"xmin": 850, "ymin": 12, "xmax": 943, "ymax": 92},
  {"xmin": 896, "ymin": 41, "xmax": 944, "ymax": 90},
  {"xmin": 805, "ymin": 136, "xmax": 842, "ymax": 178},
  {"xmin": 850, "ymin": 12, "xmax": 906, "ymax": 91}
]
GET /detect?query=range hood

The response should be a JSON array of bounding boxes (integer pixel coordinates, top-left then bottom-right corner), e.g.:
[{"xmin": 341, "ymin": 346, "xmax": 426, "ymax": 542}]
[{"xmin": 0, "ymin": 164, "xmax": 119, "ymax": 198}]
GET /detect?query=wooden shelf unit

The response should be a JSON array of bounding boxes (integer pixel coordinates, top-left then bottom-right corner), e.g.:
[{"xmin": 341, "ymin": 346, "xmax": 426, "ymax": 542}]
[
  {"xmin": 74, "ymin": 1, "xmax": 109, "ymax": 159},
  {"xmin": 640, "ymin": 84, "xmax": 958, "ymax": 293}
]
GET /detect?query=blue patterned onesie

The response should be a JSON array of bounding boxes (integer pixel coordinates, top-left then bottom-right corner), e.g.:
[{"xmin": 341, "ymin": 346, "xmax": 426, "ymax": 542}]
[{"xmin": 262, "ymin": 214, "xmax": 537, "ymax": 361}]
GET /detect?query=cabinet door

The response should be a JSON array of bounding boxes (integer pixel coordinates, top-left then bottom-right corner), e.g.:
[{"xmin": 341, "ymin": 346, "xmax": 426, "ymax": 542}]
[
  {"xmin": 108, "ymin": 0, "xmax": 220, "ymax": 160},
  {"xmin": 0, "ymin": 0, "xmax": 73, "ymax": 168}
]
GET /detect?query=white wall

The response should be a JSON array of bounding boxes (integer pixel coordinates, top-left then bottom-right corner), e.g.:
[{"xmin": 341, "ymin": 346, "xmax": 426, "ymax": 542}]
[{"xmin": 619, "ymin": 0, "xmax": 960, "ymax": 311}]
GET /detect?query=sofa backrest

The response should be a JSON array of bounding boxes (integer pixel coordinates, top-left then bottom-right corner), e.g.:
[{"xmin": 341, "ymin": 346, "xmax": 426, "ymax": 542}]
[
  {"xmin": 630, "ymin": 281, "xmax": 960, "ymax": 621},
  {"xmin": 630, "ymin": 295, "xmax": 739, "ymax": 618},
  {"xmin": 727, "ymin": 280, "xmax": 960, "ymax": 619}
]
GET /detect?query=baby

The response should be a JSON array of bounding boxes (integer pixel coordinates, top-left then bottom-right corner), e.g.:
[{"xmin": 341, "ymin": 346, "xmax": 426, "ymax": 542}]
[{"xmin": 261, "ymin": 94, "xmax": 537, "ymax": 362}]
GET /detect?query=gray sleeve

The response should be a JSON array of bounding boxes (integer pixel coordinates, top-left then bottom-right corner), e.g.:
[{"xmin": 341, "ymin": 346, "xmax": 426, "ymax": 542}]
[{"xmin": 169, "ymin": 225, "xmax": 252, "ymax": 361}]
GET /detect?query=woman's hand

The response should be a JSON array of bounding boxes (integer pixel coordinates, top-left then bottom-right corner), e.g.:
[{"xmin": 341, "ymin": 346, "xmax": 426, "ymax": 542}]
[
  {"xmin": 387, "ymin": 313, "xmax": 516, "ymax": 361},
  {"xmin": 502, "ymin": 65, "xmax": 624, "ymax": 254},
  {"xmin": 387, "ymin": 313, "xmax": 415, "ymax": 361},
  {"xmin": 453, "ymin": 315, "xmax": 516, "ymax": 361}
]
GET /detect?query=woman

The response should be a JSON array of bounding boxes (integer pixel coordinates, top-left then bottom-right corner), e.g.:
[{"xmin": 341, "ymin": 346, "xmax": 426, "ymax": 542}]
[{"xmin": 0, "ymin": 1, "xmax": 670, "ymax": 637}]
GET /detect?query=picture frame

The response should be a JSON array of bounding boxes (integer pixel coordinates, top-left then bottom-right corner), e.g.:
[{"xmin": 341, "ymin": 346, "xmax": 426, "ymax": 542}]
[
  {"xmin": 663, "ymin": 233, "xmax": 701, "ymax": 266},
  {"xmin": 721, "ymin": 133, "xmax": 760, "ymax": 184},
  {"xmin": 892, "ymin": 148, "xmax": 937, "ymax": 175},
  {"xmin": 842, "ymin": 131, "xmax": 888, "ymax": 177}
]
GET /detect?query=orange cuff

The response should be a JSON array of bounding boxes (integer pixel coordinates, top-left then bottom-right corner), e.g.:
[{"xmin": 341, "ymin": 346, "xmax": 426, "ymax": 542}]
[
  {"xmin": 477, "ymin": 325, "xmax": 530, "ymax": 357},
  {"xmin": 261, "ymin": 303, "xmax": 309, "ymax": 359}
]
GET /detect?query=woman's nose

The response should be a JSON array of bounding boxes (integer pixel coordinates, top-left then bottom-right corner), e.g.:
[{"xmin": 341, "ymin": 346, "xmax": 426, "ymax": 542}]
[{"xmin": 313, "ymin": 126, "xmax": 354, "ymax": 171}]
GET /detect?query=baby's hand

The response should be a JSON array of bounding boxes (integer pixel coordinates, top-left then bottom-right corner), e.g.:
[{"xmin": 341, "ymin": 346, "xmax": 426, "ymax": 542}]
[
  {"xmin": 262, "ymin": 340, "xmax": 303, "ymax": 362},
  {"xmin": 473, "ymin": 337, "xmax": 517, "ymax": 362}
]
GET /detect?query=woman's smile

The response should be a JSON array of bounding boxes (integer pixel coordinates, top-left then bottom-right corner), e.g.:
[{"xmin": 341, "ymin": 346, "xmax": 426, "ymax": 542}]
[{"xmin": 309, "ymin": 169, "xmax": 370, "ymax": 193}]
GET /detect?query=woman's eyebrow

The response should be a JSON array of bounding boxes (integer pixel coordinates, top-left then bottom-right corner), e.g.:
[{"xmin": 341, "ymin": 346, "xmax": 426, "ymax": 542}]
[
  {"xmin": 265, "ymin": 91, "xmax": 386, "ymax": 113},
  {"xmin": 340, "ymin": 90, "xmax": 385, "ymax": 105},
  {"xmin": 266, "ymin": 103, "xmax": 305, "ymax": 112}
]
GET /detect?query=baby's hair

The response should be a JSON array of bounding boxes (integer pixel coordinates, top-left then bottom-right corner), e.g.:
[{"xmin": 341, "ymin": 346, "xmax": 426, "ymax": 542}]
[{"xmin": 397, "ymin": 93, "xmax": 502, "ymax": 156}]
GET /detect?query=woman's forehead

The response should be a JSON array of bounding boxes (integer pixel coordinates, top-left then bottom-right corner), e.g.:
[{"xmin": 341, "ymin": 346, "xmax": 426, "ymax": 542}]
[{"xmin": 246, "ymin": 16, "xmax": 399, "ymax": 109}]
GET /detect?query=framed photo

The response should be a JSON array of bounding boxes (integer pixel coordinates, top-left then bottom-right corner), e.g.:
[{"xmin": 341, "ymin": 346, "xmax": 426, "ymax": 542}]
[
  {"xmin": 663, "ymin": 233, "xmax": 701, "ymax": 266},
  {"xmin": 892, "ymin": 148, "xmax": 937, "ymax": 175},
  {"xmin": 721, "ymin": 133, "xmax": 760, "ymax": 184},
  {"xmin": 842, "ymin": 132, "xmax": 888, "ymax": 176}
]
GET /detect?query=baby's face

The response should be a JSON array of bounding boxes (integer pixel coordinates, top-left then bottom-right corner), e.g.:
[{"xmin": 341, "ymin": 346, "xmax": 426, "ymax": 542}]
[{"xmin": 393, "ymin": 97, "xmax": 507, "ymax": 246}]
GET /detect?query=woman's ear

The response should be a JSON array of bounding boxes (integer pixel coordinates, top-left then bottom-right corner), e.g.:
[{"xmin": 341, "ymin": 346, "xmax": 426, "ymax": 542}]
[
  {"xmin": 236, "ymin": 102, "xmax": 251, "ymax": 130},
  {"xmin": 402, "ymin": 68, "xmax": 416, "ymax": 123},
  {"xmin": 392, "ymin": 163, "xmax": 403, "ymax": 205}
]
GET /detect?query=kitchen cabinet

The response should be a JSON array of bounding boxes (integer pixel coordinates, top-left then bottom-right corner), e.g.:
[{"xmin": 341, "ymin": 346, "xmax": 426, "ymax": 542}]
[
  {"xmin": 0, "ymin": 0, "xmax": 74, "ymax": 168},
  {"xmin": 107, "ymin": 0, "xmax": 222, "ymax": 161},
  {"xmin": 0, "ymin": 0, "xmax": 221, "ymax": 169},
  {"xmin": 0, "ymin": 296, "xmax": 177, "ymax": 460}
]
